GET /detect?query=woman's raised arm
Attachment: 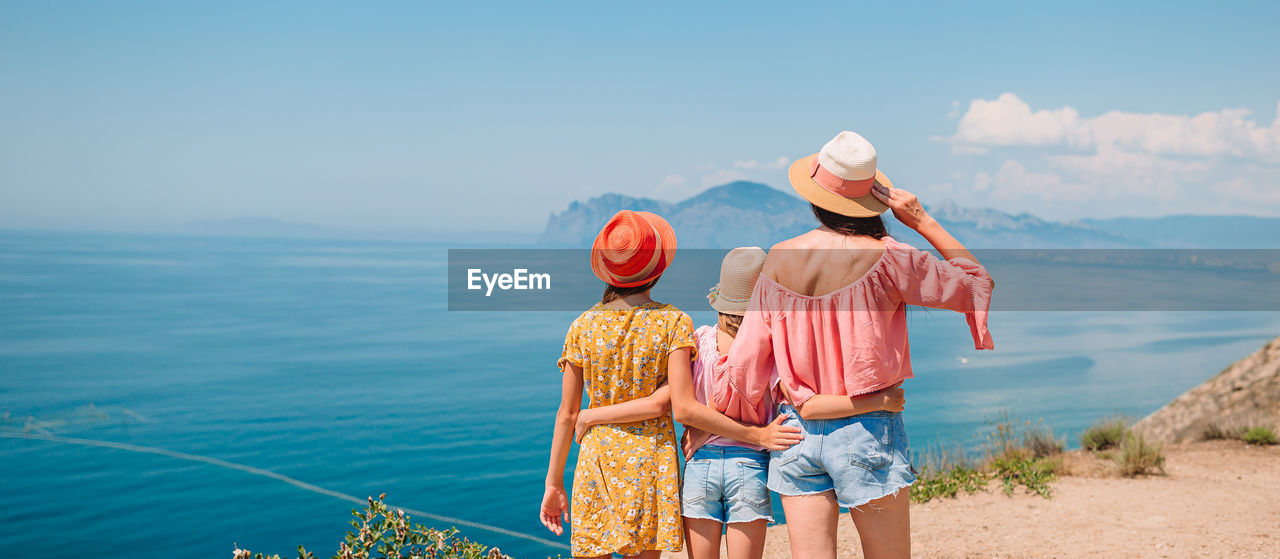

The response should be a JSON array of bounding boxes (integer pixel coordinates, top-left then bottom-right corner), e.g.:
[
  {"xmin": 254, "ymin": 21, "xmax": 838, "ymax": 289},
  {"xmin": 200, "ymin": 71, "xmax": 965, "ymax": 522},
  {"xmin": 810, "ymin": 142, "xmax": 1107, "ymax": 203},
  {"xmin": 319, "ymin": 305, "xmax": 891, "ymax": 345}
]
[{"xmin": 872, "ymin": 184, "xmax": 985, "ymax": 269}]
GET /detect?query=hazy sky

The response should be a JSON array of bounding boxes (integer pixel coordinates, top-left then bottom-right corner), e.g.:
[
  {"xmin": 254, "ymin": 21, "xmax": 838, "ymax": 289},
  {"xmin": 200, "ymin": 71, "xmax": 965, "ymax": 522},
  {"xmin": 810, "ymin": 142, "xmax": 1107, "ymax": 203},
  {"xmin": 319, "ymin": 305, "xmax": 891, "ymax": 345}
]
[{"xmin": 2, "ymin": 1, "xmax": 1278, "ymax": 234}]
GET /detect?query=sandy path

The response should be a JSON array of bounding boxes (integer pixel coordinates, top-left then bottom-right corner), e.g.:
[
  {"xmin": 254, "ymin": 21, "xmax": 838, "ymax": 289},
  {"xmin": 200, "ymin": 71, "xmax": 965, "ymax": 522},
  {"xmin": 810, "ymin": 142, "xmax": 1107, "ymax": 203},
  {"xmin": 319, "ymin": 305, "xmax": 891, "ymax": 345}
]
[{"xmin": 663, "ymin": 441, "xmax": 1280, "ymax": 558}]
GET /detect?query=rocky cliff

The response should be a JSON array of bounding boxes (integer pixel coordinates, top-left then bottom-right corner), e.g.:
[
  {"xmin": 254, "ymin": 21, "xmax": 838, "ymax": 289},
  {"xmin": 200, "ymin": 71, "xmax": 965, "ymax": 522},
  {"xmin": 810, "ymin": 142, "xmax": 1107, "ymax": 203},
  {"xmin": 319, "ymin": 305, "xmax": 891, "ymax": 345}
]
[{"xmin": 1133, "ymin": 335, "xmax": 1280, "ymax": 444}]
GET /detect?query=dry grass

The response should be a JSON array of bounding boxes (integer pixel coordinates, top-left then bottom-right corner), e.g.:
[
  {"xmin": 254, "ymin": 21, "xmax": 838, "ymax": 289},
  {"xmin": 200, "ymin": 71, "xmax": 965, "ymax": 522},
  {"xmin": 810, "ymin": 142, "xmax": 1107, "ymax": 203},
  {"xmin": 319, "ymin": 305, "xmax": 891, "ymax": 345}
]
[
  {"xmin": 1116, "ymin": 432, "xmax": 1166, "ymax": 477},
  {"xmin": 1081, "ymin": 416, "xmax": 1128, "ymax": 451}
]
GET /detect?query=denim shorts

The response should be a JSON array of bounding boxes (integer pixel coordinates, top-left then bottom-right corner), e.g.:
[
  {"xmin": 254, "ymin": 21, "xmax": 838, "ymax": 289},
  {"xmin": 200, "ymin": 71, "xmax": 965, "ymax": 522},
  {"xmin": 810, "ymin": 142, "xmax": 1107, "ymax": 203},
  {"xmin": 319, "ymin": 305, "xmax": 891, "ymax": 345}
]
[
  {"xmin": 682, "ymin": 445, "xmax": 774, "ymax": 524},
  {"xmin": 768, "ymin": 406, "xmax": 917, "ymax": 509}
]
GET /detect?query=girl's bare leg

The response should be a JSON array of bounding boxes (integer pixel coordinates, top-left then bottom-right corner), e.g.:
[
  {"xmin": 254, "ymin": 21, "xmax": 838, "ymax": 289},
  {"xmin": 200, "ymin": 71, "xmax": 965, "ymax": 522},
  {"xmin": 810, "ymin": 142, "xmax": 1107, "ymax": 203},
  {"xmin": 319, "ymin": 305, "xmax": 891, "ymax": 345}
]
[
  {"xmin": 780, "ymin": 492, "xmax": 839, "ymax": 559},
  {"xmin": 683, "ymin": 517, "xmax": 723, "ymax": 559},
  {"xmin": 848, "ymin": 487, "xmax": 910, "ymax": 559},
  {"xmin": 624, "ymin": 552, "xmax": 663, "ymax": 559},
  {"xmin": 724, "ymin": 519, "xmax": 767, "ymax": 559}
]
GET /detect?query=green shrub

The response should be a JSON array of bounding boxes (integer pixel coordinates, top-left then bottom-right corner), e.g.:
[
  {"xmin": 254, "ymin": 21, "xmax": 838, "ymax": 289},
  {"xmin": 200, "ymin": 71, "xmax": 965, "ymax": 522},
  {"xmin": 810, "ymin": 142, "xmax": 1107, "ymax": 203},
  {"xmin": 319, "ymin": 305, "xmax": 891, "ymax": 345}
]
[
  {"xmin": 233, "ymin": 494, "xmax": 511, "ymax": 559},
  {"xmin": 911, "ymin": 445, "xmax": 987, "ymax": 503},
  {"xmin": 1081, "ymin": 416, "xmax": 1128, "ymax": 451},
  {"xmin": 982, "ymin": 412, "xmax": 1057, "ymax": 498},
  {"xmin": 1116, "ymin": 433, "xmax": 1165, "ymax": 477},
  {"xmin": 1023, "ymin": 423, "xmax": 1065, "ymax": 459},
  {"xmin": 1241, "ymin": 426, "xmax": 1277, "ymax": 445},
  {"xmin": 989, "ymin": 452, "xmax": 1058, "ymax": 497},
  {"xmin": 913, "ymin": 464, "xmax": 988, "ymax": 503}
]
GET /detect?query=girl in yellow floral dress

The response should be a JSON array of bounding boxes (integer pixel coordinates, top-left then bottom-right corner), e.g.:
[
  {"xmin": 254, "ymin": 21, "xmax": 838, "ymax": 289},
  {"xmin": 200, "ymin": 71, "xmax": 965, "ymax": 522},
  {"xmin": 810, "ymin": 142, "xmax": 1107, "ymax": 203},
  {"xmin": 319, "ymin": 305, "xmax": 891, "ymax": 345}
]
[{"xmin": 540, "ymin": 210, "xmax": 693, "ymax": 558}]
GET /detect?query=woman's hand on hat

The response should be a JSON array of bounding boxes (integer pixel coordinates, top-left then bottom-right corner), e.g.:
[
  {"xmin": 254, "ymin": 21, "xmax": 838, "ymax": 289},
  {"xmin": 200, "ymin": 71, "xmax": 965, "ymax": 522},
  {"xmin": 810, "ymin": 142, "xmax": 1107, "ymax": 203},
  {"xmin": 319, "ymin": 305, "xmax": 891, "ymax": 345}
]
[{"xmin": 871, "ymin": 184, "xmax": 934, "ymax": 231}]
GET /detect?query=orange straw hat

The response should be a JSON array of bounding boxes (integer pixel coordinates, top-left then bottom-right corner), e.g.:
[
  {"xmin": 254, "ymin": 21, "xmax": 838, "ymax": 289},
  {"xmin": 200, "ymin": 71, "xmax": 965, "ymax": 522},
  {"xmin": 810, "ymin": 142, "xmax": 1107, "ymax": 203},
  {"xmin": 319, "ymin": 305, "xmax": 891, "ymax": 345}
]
[{"xmin": 590, "ymin": 210, "xmax": 678, "ymax": 287}]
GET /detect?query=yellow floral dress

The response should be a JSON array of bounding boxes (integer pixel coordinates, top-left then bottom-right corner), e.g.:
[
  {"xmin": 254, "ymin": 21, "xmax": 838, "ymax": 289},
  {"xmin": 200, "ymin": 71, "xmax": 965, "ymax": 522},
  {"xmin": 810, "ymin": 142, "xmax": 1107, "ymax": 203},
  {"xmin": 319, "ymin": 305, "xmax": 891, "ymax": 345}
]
[{"xmin": 558, "ymin": 301, "xmax": 695, "ymax": 557}]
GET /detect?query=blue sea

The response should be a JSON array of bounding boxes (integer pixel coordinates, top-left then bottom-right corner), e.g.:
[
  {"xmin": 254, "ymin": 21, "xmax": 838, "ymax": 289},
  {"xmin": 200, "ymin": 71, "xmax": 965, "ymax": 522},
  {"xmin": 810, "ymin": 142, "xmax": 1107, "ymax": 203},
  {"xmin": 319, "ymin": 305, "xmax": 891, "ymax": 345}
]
[{"xmin": 2, "ymin": 231, "xmax": 1277, "ymax": 558}]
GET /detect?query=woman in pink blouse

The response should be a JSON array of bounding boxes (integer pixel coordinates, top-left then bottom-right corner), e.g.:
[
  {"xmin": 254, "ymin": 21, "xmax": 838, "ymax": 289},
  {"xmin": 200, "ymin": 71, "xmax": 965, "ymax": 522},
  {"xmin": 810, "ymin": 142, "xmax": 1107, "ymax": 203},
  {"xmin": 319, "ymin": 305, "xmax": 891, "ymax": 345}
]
[{"xmin": 712, "ymin": 132, "xmax": 994, "ymax": 559}]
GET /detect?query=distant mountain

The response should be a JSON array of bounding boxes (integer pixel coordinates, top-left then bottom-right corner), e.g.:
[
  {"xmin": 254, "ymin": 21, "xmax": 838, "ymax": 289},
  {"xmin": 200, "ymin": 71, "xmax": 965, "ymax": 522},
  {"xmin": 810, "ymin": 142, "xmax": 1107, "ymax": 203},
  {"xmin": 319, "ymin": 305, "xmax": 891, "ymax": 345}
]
[
  {"xmin": 539, "ymin": 182, "xmax": 815, "ymax": 248},
  {"xmin": 1084, "ymin": 215, "xmax": 1280, "ymax": 249},
  {"xmin": 539, "ymin": 182, "xmax": 1141, "ymax": 248},
  {"xmin": 899, "ymin": 201, "xmax": 1135, "ymax": 249}
]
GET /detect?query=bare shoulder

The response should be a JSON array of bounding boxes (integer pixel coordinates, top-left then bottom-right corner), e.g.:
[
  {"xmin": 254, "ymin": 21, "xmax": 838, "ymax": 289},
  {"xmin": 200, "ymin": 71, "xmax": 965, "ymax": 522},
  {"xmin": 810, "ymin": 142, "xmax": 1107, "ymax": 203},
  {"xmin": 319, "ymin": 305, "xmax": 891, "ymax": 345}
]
[{"xmin": 764, "ymin": 231, "xmax": 819, "ymax": 272}]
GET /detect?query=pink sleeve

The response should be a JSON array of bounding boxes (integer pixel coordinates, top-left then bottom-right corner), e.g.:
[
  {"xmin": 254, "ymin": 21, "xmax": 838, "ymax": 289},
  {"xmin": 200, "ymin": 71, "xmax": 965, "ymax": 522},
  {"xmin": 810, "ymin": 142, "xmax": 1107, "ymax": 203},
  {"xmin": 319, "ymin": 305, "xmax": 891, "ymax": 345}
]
[
  {"xmin": 710, "ymin": 280, "xmax": 776, "ymax": 425},
  {"xmin": 885, "ymin": 239, "xmax": 995, "ymax": 350}
]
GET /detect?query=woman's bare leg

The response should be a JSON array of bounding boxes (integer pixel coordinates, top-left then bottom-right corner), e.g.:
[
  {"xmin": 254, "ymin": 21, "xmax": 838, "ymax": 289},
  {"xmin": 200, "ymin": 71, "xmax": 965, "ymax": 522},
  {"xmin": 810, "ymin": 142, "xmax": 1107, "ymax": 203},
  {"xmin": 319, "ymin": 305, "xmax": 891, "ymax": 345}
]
[
  {"xmin": 724, "ymin": 519, "xmax": 768, "ymax": 559},
  {"xmin": 683, "ymin": 517, "xmax": 723, "ymax": 559},
  {"xmin": 848, "ymin": 487, "xmax": 910, "ymax": 559},
  {"xmin": 622, "ymin": 552, "xmax": 662, "ymax": 559},
  {"xmin": 780, "ymin": 492, "xmax": 839, "ymax": 559}
]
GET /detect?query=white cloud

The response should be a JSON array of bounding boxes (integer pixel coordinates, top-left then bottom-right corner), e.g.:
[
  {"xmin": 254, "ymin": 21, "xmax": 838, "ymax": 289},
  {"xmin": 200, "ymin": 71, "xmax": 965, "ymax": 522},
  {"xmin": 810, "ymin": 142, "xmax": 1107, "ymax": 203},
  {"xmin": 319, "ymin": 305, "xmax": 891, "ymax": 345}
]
[
  {"xmin": 953, "ymin": 93, "xmax": 1090, "ymax": 148},
  {"xmin": 653, "ymin": 174, "xmax": 687, "ymax": 198},
  {"xmin": 732, "ymin": 156, "xmax": 790, "ymax": 170},
  {"xmin": 943, "ymin": 94, "xmax": 1280, "ymax": 218},
  {"xmin": 701, "ymin": 169, "xmax": 749, "ymax": 188},
  {"xmin": 951, "ymin": 93, "xmax": 1280, "ymax": 161},
  {"xmin": 658, "ymin": 174, "xmax": 686, "ymax": 187}
]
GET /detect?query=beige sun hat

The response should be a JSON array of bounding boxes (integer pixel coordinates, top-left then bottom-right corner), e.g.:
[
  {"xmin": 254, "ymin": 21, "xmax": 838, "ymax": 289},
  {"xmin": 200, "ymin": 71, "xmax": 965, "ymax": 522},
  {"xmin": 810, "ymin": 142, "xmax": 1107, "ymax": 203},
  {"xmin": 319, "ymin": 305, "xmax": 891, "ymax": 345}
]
[
  {"xmin": 707, "ymin": 247, "xmax": 767, "ymax": 315},
  {"xmin": 788, "ymin": 131, "xmax": 894, "ymax": 217}
]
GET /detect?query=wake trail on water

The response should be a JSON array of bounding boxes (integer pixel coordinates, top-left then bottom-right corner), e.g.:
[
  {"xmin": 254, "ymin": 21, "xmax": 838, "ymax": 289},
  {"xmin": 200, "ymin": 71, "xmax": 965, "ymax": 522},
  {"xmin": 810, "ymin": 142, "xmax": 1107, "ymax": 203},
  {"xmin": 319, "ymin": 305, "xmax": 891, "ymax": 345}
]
[{"xmin": 0, "ymin": 431, "xmax": 569, "ymax": 551}]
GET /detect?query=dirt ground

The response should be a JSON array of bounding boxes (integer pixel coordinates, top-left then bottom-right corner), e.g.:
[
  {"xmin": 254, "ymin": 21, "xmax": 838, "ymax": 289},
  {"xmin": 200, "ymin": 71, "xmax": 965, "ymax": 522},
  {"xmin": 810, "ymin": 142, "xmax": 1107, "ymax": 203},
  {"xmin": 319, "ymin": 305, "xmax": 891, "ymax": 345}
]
[{"xmin": 662, "ymin": 440, "xmax": 1280, "ymax": 558}]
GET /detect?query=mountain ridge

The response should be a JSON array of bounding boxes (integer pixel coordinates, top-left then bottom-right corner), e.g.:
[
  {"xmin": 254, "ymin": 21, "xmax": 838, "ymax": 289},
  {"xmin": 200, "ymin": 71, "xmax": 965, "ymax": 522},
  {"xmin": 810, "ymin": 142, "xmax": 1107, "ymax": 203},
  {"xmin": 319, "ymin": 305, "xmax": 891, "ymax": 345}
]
[{"xmin": 540, "ymin": 181, "xmax": 1280, "ymax": 248}]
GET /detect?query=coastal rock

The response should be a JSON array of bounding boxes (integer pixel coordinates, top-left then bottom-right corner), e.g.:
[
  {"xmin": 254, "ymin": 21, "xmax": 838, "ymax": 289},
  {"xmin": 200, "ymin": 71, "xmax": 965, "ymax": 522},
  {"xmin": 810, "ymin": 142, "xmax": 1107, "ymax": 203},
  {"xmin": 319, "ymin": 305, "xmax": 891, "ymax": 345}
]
[{"xmin": 1133, "ymin": 335, "xmax": 1280, "ymax": 444}]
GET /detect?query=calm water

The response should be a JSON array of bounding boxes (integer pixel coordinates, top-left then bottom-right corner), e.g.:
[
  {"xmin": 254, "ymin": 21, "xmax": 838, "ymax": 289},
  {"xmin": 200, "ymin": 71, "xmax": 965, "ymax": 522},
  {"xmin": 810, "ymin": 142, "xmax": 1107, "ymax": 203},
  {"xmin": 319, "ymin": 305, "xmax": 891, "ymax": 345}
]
[{"xmin": 1, "ymin": 231, "xmax": 1277, "ymax": 558}]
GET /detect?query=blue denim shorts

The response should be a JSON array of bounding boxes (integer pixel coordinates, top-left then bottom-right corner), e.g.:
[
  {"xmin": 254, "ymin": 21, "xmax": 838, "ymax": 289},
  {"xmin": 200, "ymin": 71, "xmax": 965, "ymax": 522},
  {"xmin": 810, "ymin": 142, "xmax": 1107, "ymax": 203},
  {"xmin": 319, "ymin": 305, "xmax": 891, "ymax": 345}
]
[
  {"xmin": 768, "ymin": 406, "xmax": 916, "ymax": 509},
  {"xmin": 682, "ymin": 445, "xmax": 774, "ymax": 524}
]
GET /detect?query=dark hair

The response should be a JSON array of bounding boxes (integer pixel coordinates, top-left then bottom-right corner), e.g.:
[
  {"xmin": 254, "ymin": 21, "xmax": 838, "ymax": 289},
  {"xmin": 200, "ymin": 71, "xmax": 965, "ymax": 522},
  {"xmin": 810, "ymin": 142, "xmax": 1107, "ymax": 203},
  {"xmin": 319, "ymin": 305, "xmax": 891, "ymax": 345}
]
[
  {"xmin": 602, "ymin": 277, "xmax": 660, "ymax": 304},
  {"xmin": 810, "ymin": 203, "xmax": 888, "ymax": 239}
]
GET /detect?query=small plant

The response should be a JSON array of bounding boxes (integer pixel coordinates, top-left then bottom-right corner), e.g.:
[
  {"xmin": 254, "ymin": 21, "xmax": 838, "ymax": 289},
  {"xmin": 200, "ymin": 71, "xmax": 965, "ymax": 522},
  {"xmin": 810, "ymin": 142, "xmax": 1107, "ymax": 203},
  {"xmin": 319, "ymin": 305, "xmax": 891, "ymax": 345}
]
[
  {"xmin": 1081, "ymin": 416, "xmax": 1128, "ymax": 451},
  {"xmin": 911, "ymin": 445, "xmax": 988, "ymax": 503},
  {"xmin": 1241, "ymin": 426, "xmax": 1277, "ymax": 445},
  {"xmin": 988, "ymin": 451, "xmax": 1058, "ymax": 497},
  {"xmin": 1116, "ymin": 433, "xmax": 1165, "ymax": 477},
  {"xmin": 233, "ymin": 494, "xmax": 511, "ymax": 559},
  {"xmin": 982, "ymin": 412, "xmax": 1058, "ymax": 498},
  {"xmin": 912, "ymin": 464, "xmax": 988, "ymax": 503},
  {"xmin": 1022, "ymin": 422, "xmax": 1065, "ymax": 459}
]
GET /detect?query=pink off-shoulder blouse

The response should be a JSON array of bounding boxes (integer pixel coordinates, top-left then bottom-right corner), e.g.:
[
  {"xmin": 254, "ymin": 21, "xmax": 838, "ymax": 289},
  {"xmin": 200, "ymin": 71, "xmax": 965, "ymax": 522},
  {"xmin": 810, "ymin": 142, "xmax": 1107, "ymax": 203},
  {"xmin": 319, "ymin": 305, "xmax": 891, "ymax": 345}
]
[{"xmin": 711, "ymin": 237, "xmax": 994, "ymax": 425}]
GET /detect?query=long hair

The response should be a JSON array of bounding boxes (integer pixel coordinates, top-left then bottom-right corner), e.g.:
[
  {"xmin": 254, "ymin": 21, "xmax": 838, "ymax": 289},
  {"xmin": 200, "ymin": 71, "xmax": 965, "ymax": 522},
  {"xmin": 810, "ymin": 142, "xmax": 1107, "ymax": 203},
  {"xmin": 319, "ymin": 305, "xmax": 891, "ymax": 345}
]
[
  {"xmin": 601, "ymin": 277, "xmax": 660, "ymax": 304},
  {"xmin": 810, "ymin": 203, "xmax": 888, "ymax": 239}
]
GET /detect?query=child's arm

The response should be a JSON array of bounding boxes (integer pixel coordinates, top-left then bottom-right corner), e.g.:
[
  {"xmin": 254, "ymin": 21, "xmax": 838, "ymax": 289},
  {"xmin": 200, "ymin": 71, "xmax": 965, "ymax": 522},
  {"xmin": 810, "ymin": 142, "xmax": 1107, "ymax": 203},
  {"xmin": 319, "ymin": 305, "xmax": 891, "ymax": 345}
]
[
  {"xmin": 795, "ymin": 384, "xmax": 905, "ymax": 420},
  {"xmin": 540, "ymin": 363, "xmax": 584, "ymax": 536},
  {"xmin": 669, "ymin": 347, "xmax": 804, "ymax": 450},
  {"xmin": 575, "ymin": 384, "xmax": 671, "ymax": 443}
]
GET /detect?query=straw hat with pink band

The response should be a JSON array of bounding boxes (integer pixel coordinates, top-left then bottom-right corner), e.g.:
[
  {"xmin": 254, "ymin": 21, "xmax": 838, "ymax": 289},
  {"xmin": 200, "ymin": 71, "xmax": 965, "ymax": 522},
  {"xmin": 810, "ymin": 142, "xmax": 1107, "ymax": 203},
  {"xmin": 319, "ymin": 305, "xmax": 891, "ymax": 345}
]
[
  {"xmin": 788, "ymin": 131, "xmax": 895, "ymax": 217},
  {"xmin": 590, "ymin": 210, "xmax": 678, "ymax": 288}
]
